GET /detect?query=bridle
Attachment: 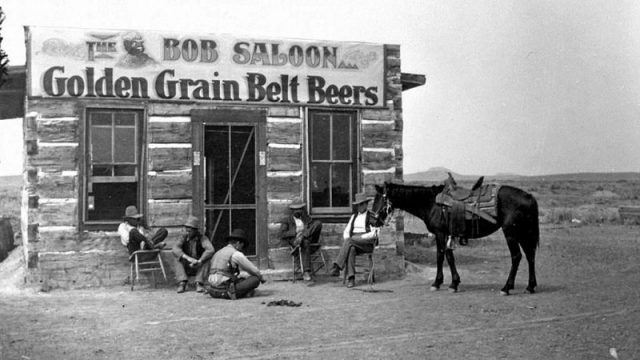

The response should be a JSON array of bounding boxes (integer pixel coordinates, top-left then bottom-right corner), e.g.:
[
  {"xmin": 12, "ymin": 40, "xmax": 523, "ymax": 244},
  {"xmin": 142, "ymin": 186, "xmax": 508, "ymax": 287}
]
[{"xmin": 371, "ymin": 192, "xmax": 394, "ymax": 227}]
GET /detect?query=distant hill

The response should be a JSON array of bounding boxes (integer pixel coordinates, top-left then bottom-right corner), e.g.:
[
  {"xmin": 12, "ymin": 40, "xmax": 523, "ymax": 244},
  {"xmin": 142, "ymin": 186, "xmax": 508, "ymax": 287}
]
[
  {"xmin": 404, "ymin": 167, "xmax": 523, "ymax": 183},
  {"xmin": 404, "ymin": 168, "xmax": 640, "ymax": 184},
  {"xmin": 0, "ymin": 175, "xmax": 22, "ymax": 187}
]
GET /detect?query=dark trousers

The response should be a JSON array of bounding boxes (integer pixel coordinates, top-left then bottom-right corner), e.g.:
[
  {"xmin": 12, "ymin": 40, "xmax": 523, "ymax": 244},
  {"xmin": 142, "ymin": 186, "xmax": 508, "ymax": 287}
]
[
  {"xmin": 334, "ymin": 237, "xmax": 374, "ymax": 278},
  {"xmin": 127, "ymin": 228, "xmax": 168, "ymax": 255},
  {"xmin": 288, "ymin": 220, "xmax": 323, "ymax": 272},
  {"xmin": 174, "ymin": 258, "xmax": 211, "ymax": 284},
  {"xmin": 209, "ymin": 275, "xmax": 261, "ymax": 300},
  {"xmin": 234, "ymin": 275, "xmax": 261, "ymax": 299}
]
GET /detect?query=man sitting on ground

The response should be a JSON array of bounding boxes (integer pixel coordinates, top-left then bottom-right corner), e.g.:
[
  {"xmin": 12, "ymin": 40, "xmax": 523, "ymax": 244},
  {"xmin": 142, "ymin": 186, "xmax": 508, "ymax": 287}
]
[
  {"xmin": 172, "ymin": 216, "xmax": 214, "ymax": 293},
  {"xmin": 207, "ymin": 229, "xmax": 265, "ymax": 299},
  {"xmin": 279, "ymin": 198, "xmax": 323, "ymax": 281},
  {"xmin": 327, "ymin": 192, "xmax": 380, "ymax": 288},
  {"xmin": 118, "ymin": 205, "xmax": 167, "ymax": 255}
]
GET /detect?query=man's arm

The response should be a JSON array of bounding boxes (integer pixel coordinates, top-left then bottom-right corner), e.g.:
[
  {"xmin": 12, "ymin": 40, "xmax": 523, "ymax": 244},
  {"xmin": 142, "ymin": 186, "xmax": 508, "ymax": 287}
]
[
  {"xmin": 279, "ymin": 216, "xmax": 296, "ymax": 239},
  {"xmin": 231, "ymin": 252, "xmax": 264, "ymax": 282},
  {"xmin": 172, "ymin": 235, "xmax": 189, "ymax": 259},
  {"xmin": 198, "ymin": 235, "xmax": 215, "ymax": 262}
]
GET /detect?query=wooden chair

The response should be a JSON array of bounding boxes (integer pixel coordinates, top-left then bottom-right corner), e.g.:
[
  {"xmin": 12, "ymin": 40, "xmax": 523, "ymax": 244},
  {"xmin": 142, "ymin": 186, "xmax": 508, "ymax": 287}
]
[
  {"xmin": 291, "ymin": 243, "xmax": 327, "ymax": 282},
  {"xmin": 129, "ymin": 249, "xmax": 167, "ymax": 291},
  {"xmin": 343, "ymin": 251, "xmax": 375, "ymax": 287}
]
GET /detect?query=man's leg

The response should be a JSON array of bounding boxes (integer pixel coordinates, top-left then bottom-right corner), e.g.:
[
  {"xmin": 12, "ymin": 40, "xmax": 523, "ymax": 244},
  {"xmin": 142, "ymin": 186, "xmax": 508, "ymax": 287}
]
[
  {"xmin": 346, "ymin": 245, "xmax": 357, "ymax": 279},
  {"xmin": 333, "ymin": 239, "xmax": 353, "ymax": 270},
  {"xmin": 302, "ymin": 220, "xmax": 323, "ymax": 277},
  {"xmin": 174, "ymin": 257, "xmax": 189, "ymax": 293},
  {"xmin": 129, "ymin": 229, "xmax": 155, "ymax": 251},
  {"xmin": 234, "ymin": 275, "xmax": 261, "ymax": 299},
  {"xmin": 151, "ymin": 228, "xmax": 168, "ymax": 247},
  {"xmin": 306, "ymin": 220, "xmax": 323, "ymax": 245},
  {"xmin": 128, "ymin": 229, "xmax": 148, "ymax": 254},
  {"xmin": 194, "ymin": 259, "xmax": 211, "ymax": 292}
]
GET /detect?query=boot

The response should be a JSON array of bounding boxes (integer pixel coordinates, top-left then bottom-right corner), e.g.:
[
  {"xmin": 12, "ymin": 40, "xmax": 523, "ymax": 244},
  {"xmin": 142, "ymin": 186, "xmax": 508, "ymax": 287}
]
[
  {"xmin": 177, "ymin": 281, "xmax": 187, "ymax": 293},
  {"xmin": 328, "ymin": 264, "xmax": 340, "ymax": 277}
]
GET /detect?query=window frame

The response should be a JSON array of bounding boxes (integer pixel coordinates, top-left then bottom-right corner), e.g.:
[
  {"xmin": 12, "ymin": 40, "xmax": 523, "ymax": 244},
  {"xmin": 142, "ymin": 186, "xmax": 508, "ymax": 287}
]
[
  {"xmin": 79, "ymin": 106, "xmax": 147, "ymax": 231},
  {"xmin": 305, "ymin": 108, "xmax": 359, "ymax": 218}
]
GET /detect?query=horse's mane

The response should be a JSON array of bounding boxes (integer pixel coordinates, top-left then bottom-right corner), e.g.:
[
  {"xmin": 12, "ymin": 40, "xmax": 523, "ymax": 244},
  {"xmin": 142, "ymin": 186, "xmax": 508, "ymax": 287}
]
[{"xmin": 386, "ymin": 182, "xmax": 444, "ymax": 204}]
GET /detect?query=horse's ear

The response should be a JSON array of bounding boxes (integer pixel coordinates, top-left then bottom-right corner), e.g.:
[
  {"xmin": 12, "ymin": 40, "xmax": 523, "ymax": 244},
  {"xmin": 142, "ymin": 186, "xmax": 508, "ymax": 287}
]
[
  {"xmin": 472, "ymin": 176, "xmax": 484, "ymax": 190},
  {"xmin": 447, "ymin": 172, "xmax": 456, "ymax": 184}
]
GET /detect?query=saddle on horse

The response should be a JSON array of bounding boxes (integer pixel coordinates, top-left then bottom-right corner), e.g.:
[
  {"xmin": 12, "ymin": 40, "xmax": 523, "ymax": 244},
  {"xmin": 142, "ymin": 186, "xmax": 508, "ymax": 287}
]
[{"xmin": 436, "ymin": 173, "xmax": 499, "ymax": 238}]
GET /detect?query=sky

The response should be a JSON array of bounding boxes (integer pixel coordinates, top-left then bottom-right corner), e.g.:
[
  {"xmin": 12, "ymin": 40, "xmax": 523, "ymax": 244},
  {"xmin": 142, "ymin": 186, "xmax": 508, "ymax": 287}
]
[{"xmin": 1, "ymin": 0, "xmax": 640, "ymax": 176}]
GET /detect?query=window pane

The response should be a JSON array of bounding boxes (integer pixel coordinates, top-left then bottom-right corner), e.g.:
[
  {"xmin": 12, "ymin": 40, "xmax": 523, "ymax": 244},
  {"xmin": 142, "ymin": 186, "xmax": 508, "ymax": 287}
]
[
  {"xmin": 230, "ymin": 126, "xmax": 255, "ymax": 204},
  {"xmin": 311, "ymin": 114, "xmax": 330, "ymax": 160},
  {"xmin": 231, "ymin": 209, "xmax": 256, "ymax": 256},
  {"xmin": 205, "ymin": 126, "xmax": 230, "ymax": 205},
  {"xmin": 311, "ymin": 163, "xmax": 330, "ymax": 207},
  {"xmin": 115, "ymin": 112, "xmax": 136, "ymax": 126},
  {"xmin": 114, "ymin": 165, "xmax": 136, "ymax": 176},
  {"xmin": 91, "ymin": 127, "xmax": 112, "ymax": 163},
  {"xmin": 332, "ymin": 164, "xmax": 351, "ymax": 207},
  {"xmin": 206, "ymin": 209, "xmax": 229, "ymax": 252},
  {"xmin": 91, "ymin": 113, "xmax": 112, "ymax": 126},
  {"xmin": 114, "ymin": 127, "xmax": 136, "ymax": 163},
  {"xmin": 333, "ymin": 114, "xmax": 351, "ymax": 160},
  {"xmin": 88, "ymin": 182, "xmax": 137, "ymax": 221},
  {"xmin": 92, "ymin": 165, "xmax": 112, "ymax": 176}
]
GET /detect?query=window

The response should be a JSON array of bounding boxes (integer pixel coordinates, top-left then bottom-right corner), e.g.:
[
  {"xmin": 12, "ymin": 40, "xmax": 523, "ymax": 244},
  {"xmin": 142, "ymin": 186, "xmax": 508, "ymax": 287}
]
[
  {"xmin": 308, "ymin": 110, "xmax": 357, "ymax": 214},
  {"xmin": 84, "ymin": 109, "xmax": 143, "ymax": 225}
]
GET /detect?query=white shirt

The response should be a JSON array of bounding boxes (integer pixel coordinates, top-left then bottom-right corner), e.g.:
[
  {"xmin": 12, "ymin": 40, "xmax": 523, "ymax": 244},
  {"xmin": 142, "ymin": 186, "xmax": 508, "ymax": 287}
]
[
  {"xmin": 343, "ymin": 211, "xmax": 379, "ymax": 241},
  {"xmin": 294, "ymin": 217, "xmax": 305, "ymax": 234},
  {"xmin": 117, "ymin": 222, "xmax": 146, "ymax": 247}
]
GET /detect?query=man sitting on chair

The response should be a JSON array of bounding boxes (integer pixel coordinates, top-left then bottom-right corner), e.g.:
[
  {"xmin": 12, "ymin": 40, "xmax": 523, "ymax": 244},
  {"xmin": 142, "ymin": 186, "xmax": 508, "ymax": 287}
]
[
  {"xmin": 172, "ymin": 216, "xmax": 214, "ymax": 294},
  {"xmin": 328, "ymin": 192, "xmax": 379, "ymax": 288},
  {"xmin": 118, "ymin": 205, "xmax": 168, "ymax": 255},
  {"xmin": 279, "ymin": 198, "xmax": 323, "ymax": 281}
]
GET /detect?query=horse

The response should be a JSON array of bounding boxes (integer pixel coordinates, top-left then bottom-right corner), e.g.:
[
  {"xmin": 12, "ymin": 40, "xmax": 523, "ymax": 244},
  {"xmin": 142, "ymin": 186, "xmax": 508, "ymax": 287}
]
[{"xmin": 371, "ymin": 181, "xmax": 540, "ymax": 295}]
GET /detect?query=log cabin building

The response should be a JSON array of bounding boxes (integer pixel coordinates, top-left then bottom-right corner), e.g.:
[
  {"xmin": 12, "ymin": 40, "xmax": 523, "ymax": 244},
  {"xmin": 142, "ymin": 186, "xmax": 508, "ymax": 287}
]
[{"xmin": 14, "ymin": 26, "xmax": 424, "ymax": 289}]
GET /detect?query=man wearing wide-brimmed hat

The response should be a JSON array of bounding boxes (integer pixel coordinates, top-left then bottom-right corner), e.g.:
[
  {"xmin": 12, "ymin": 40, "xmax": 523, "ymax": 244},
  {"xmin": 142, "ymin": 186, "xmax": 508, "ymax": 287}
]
[
  {"xmin": 279, "ymin": 197, "xmax": 323, "ymax": 281},
  {"xmin": 206, "ymin": 229, "xmax": 265, "ymax": 300},
  {"xmin": 117, "ymin": 205, "xmax": 168, "ymax": 255},
  {"xmin": 328, "ymin": 192, "xmax": 380, "ymax": 288},
  {"xmin": 172, "ymin": 215, "xmax": 214, "ymax": 293}
]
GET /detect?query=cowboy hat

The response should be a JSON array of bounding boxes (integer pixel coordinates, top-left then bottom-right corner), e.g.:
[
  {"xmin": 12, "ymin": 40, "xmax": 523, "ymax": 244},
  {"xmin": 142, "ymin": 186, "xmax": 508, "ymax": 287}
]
[
  {"xmin": 352, "ymin": 192, "xmax": 372, "ymax": 205},
  {"xmin": 124, "ymin": 205, "xmax": 143, "ymax": 218},
  {"xmin": 289, "ymin": 197, "xmax": 306, "ymax": 209},
  {"xmin": 226, "ymin": 229, "xmax": 249, "ymax": 246},
  {"xmin": 183, "ymin": 215, "xmax": 200, "ymax": 229}
]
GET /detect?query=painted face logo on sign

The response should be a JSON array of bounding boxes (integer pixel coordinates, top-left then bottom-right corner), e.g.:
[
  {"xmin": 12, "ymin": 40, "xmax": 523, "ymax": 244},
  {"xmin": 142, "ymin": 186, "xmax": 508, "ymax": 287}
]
[{"xmin": 116, "ymin": 32, "xmax": 158, "ymax": 68}]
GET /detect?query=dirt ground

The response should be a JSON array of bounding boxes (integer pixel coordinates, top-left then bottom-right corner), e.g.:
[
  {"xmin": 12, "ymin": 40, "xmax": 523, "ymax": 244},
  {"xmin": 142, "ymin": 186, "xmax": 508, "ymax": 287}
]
[{"xmin": 1, "ymin": 224, "xmax": 639, "ymax": 360}]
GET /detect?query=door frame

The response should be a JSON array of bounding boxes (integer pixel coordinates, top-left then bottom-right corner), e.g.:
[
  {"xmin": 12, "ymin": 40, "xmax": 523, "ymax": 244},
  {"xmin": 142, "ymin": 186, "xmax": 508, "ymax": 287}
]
[{"xmin": 191, "ymin": 108, "xmax": 268, "ymax": 266}]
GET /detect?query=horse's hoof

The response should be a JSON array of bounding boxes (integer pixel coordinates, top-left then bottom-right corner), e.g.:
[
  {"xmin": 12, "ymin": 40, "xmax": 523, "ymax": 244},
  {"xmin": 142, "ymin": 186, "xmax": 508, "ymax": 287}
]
[
  {"xmin": 448, "ymin": 287, "xmax": 458, "ymax": 293},
  {"xmin": 430, "ymin": 286, "xmax": 439, "ymax": 291},
  {"xmin": 500, "ymin": 290, "xmax": 509, "ymax": 296},
  {"xmin": 525, "ymin": 287, "xmax": 536, "ymax": 294}
]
